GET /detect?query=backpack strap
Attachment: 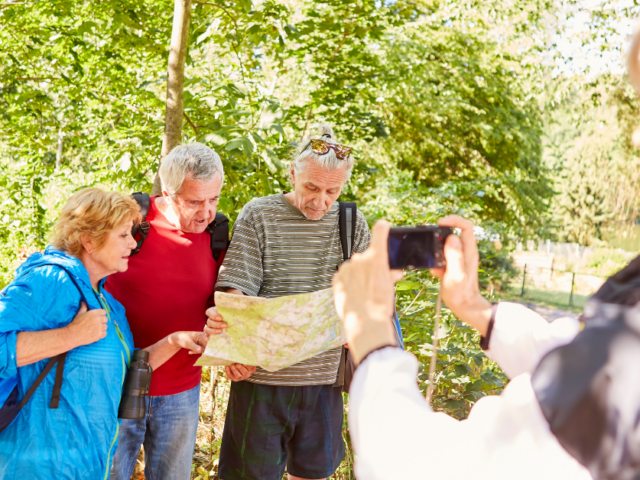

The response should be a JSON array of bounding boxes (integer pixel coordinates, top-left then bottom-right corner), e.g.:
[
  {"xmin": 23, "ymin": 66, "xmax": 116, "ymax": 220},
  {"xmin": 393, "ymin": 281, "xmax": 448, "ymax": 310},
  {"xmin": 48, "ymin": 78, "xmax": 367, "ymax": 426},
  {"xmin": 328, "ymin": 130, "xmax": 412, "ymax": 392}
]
[
  {"xmin": 335, "ymin": 202, "xmax": 357, "ymax": 390},
  {"xmin": 18, "ymin": 354, "xmax": 63, "ymax": 410},
  {"xmin": 206, "ymin": 212, "xmax": 230, "ymax": 263},
  {"xmin": 130, "ymin": 192, "xmax": 229, "ymax": 261},
  {"xmin": 339, "ymin": 202, "xmax": 357, "ymax": 261},
  {"xmin": 130, "ymin": 192, "xmax": 151, "ymax": 256}
]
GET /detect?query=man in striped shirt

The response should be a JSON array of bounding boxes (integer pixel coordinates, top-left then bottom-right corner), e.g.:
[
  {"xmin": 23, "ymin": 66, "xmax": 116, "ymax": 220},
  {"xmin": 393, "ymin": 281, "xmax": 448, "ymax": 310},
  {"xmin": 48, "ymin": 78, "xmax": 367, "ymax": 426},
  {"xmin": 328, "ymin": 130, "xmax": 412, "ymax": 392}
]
[{"xmin": 210, "ymin": 125, "xmax": 371, "ymax": 480}]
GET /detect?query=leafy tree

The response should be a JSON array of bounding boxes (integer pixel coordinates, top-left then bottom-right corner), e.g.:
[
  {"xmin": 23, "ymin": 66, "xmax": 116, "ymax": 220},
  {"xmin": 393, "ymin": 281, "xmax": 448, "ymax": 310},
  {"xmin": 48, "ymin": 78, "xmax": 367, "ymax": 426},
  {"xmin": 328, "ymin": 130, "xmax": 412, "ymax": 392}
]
[{"xmin": 543, "ymin": 76, "xmax": 640, "ymax": 245}]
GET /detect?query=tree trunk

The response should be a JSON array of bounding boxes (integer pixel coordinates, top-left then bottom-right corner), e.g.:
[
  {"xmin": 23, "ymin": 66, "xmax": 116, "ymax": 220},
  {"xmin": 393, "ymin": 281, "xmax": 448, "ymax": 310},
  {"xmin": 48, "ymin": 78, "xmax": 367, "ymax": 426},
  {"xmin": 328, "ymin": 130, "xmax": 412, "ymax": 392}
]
[{"xmin": 151, "ymin": 0, "xmax": 192, "ymax": 195}]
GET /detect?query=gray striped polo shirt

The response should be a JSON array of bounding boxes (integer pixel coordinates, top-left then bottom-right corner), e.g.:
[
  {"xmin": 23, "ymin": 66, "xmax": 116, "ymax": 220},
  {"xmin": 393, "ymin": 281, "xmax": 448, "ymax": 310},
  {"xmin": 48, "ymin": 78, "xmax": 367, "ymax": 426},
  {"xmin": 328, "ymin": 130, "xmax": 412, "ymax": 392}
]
[{"xmin": 215, "ymin": 192, "xmax": 371, "ymax": 386}]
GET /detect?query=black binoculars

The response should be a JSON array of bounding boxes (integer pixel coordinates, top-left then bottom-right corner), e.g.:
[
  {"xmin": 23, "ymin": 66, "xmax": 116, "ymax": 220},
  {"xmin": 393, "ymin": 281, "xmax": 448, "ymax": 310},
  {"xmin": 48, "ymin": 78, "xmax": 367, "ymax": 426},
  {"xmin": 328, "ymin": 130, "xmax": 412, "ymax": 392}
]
[{"xmin": 118, "ymin": 350, "xmax": 153, "ymax": 419}]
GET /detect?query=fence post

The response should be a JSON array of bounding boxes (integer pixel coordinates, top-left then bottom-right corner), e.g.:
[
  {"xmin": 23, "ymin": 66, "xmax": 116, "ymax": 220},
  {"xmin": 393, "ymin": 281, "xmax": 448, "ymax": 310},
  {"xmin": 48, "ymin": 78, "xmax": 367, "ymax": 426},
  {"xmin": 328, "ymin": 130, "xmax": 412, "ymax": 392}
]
[
  {"xmin": 569, "ymin": 272, "xmax": 576, "ymax": 307},
  {"xmin": 521, "ymin": 264, "xmax": 527, "ymax": 297}
]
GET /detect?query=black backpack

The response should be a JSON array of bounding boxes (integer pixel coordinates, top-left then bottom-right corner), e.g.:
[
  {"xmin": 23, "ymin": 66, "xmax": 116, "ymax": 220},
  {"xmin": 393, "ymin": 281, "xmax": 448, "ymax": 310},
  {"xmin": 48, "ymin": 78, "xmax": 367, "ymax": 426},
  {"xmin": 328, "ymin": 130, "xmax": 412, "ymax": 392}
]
[
  {"xmin": 130, "ymin": 192, "xmax": 230, "ymax": 261},
  {"xmin": 334, "ymin": 202, "xmax": 404, "ymax": 393}
]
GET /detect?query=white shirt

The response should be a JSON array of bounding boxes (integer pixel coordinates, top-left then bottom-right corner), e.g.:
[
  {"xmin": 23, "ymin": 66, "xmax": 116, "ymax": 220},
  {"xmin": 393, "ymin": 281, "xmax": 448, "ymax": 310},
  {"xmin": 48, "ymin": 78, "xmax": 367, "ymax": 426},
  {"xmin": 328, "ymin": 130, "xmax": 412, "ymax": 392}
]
[{"xmin": 348, "ymin": 302, "xmax": 593, "ymax": 480}]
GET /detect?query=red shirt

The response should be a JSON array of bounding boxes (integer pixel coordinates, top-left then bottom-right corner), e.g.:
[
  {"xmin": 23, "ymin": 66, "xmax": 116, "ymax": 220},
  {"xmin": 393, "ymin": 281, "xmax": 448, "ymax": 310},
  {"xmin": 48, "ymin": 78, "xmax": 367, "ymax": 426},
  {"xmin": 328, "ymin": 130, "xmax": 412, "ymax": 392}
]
[{"xmin": 105, "ymin": 196, "xmax": 224, "ymax": 396}]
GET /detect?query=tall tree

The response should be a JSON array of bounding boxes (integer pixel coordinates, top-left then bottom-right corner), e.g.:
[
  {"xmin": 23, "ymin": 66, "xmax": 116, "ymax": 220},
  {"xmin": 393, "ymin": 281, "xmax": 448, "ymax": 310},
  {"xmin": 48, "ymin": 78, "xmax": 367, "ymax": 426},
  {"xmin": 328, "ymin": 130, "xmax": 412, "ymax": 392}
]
[{"xmin": 152, "ymin": 0, "xmax": 192, "ymax": 195}]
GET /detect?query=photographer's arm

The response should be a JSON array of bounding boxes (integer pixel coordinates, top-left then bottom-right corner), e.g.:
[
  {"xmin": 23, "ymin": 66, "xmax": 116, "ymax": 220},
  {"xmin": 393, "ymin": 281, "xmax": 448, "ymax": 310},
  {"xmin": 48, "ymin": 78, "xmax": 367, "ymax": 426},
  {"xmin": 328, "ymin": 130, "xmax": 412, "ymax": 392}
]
[
  {"xmin": 333, "ymin": 221, "xmax": 473, "ymax": 479},
  {"xmin": 432, "ymin": 215, "xmax": 579, "ymax": 378}
]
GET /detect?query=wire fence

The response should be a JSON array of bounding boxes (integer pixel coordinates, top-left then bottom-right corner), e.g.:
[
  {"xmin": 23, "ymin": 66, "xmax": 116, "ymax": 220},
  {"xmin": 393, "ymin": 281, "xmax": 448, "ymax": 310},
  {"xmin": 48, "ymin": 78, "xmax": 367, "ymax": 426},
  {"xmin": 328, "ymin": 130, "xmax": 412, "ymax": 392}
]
[{"xmin": 511, "ymin": 264, "xmax": 606, "ymax": 309}]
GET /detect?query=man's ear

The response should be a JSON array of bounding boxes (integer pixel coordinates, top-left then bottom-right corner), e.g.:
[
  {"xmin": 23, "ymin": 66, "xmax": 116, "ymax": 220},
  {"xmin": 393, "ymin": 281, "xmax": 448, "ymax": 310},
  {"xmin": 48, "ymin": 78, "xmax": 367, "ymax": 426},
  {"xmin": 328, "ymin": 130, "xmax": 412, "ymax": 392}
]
[
  {"xmin": 289, "ymin": 162, "xmax": 295, "ymax": 186},
  {"xmin": 162, "ymin": 190, "xmax": 173, "ymax": 204}
]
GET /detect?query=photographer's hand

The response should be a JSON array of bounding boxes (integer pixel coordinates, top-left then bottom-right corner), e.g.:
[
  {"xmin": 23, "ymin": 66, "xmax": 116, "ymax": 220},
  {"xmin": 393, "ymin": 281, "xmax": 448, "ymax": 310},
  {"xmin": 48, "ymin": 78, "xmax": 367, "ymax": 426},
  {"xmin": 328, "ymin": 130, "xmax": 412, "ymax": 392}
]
[
  {"xmin": 430, "ymin": 215, "xmax": 492, "ymax": 336},
  {"xmin": 333, "ymin": 220, "xmax": 403, "ymax": 365}
]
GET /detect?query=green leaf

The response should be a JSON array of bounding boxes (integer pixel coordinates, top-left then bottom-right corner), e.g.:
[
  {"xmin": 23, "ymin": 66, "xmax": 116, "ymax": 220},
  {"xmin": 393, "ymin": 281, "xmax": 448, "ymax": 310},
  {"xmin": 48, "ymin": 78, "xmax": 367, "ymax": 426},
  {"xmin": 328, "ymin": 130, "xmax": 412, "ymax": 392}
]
[
  {"xmin": 225, "ymin": 137, "xmax": 254, "ymax": 157},
  {"xmin": 395, "ymin": 279, "xmax": 422, "ymax": 291}
]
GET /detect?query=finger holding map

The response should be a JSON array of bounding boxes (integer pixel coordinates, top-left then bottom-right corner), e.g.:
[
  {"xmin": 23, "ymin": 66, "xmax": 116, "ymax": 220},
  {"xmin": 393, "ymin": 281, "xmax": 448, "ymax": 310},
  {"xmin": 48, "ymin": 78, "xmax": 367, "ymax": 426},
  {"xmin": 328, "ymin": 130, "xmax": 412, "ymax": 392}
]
[
  {"xmin": 195, "ymin": 289, "xmax": 345, "ymax": 372},
  {"xmin": 204, "ymin": 306, "xmax": 228, "ymax": 335}
]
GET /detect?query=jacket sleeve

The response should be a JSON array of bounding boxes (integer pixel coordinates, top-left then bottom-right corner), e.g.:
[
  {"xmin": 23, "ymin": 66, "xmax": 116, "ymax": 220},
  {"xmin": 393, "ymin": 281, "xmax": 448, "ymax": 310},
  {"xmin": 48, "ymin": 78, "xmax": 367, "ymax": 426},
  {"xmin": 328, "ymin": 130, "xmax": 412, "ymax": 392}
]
[
  {"xmin": 483, "ymin": 302, "xmax": 580, "ymax": 379},
  {"xmin": 349, "ymin": 347, "xmax": 475, "ymax": 479},
  {"xmin": 0, "ymin": 267, "xmax": 77, "ymax": 380}
]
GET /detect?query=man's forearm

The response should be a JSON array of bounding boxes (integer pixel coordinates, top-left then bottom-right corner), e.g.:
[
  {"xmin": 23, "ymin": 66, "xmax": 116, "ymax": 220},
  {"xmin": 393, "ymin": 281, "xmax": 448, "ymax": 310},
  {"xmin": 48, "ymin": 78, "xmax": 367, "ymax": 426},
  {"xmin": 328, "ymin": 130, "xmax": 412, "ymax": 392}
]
[
  {"xmin": 222, "ymin": 287, "xmax": 245, "ymax": 296},
  {"xmin": 16, "ymin": 328, "xmax": 78, "ymax": 367},
  {"xmin": 145, "ymin": 336, "xmax": 180, "ymax": 371}
]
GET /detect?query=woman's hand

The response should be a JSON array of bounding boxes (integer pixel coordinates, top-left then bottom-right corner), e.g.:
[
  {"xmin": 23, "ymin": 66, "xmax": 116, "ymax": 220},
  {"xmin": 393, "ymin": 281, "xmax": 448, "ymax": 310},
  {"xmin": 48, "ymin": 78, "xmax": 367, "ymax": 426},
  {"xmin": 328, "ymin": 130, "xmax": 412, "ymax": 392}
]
[
  {"xmin": 168, "ymin": 331, "xmax": 210, "ymax": 355},
  {"xmin": 204, "ymin": 306, "xmax": 228, "ymax": 335},
  {"xmin": 65, "ymin": 302, "xmax": 108, "ymax": 347}
]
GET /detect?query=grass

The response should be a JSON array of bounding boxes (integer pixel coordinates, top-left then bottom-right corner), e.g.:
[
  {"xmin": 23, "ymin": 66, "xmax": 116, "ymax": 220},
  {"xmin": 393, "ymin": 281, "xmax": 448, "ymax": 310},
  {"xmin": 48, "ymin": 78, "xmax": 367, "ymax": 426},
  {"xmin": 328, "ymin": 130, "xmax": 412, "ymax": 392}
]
[{"xmin": 499, "ymin": 287, "xmax": 588, "ymax": 314}]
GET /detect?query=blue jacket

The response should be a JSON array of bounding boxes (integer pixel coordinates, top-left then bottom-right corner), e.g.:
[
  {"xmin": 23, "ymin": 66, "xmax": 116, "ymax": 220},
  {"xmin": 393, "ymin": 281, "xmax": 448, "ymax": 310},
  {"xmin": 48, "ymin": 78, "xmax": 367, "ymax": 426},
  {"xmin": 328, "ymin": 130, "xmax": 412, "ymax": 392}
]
[{"xmin": 0, "ymin": 247, "xmax": 134, "ymax": 479}]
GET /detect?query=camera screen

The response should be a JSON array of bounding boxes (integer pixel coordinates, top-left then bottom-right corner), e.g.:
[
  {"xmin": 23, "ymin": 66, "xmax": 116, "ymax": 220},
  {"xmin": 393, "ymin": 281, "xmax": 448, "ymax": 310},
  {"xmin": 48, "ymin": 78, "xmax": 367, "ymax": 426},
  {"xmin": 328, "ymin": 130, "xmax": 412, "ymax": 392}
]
[{"xmin": 388, "ymin": 229, "xmax": 438, "ymax": 269}]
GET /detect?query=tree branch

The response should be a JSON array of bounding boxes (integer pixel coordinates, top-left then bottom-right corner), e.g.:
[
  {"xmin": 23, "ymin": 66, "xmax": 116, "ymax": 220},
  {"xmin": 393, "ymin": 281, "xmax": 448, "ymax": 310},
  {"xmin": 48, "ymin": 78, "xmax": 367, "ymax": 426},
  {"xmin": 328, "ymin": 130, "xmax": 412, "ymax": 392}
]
[
  {"xmin": 193, "ymin": 1, "xmax": 238, "ymax": 34},
  {"xmin": 194, "ymin": 0, "xmax": 253, "ymax": 125},
  {"xmin": 183, "ymin": 111, "xmax": 198, "ymax": 135},
  {"xmin": 1, "ymin": 0, "xmax": 25, "ymax": 9}
]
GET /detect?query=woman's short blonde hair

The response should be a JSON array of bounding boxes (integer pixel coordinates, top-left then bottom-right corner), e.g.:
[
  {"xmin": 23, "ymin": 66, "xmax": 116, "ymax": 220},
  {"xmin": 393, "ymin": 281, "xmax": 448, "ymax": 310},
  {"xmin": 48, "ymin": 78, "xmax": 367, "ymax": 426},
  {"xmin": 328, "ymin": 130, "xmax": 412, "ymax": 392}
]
[{"xmin": 50, "ymin": 188, "xmax": 141, "ymax": 258}]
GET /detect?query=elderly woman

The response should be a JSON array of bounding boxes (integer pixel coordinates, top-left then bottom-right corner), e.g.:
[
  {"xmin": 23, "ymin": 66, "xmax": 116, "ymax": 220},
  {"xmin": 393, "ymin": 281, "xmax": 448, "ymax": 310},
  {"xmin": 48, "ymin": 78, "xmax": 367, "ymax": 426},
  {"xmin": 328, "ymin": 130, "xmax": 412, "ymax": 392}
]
[{"xmin": 0, "ymin": 188, "xmax": 209, "ymax": 479}]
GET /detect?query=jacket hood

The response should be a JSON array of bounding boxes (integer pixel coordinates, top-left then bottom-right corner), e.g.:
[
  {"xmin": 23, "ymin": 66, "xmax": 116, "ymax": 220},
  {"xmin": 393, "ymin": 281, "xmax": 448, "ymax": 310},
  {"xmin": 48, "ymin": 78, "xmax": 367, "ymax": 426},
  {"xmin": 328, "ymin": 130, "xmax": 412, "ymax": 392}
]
[{"xmin": 15, "ymin": 246, "xmax": 101, "ymax": 291}]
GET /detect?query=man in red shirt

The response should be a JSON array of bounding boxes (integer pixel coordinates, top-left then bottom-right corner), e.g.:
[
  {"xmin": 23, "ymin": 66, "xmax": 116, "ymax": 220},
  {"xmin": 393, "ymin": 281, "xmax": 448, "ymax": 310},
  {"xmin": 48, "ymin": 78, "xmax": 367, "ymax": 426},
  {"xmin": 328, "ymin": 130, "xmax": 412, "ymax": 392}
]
[{"xmin": 107, "ymin": 143, "xmax": 234, "ymax": 480}]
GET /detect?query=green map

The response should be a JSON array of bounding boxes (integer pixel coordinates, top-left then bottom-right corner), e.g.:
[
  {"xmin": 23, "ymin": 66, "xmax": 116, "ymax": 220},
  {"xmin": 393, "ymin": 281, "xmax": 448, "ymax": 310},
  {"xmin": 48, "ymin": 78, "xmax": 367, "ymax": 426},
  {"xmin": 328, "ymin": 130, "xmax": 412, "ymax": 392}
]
[{"xmin": 195, "ymin": 289, "xmax": 345, "ymax": 371}]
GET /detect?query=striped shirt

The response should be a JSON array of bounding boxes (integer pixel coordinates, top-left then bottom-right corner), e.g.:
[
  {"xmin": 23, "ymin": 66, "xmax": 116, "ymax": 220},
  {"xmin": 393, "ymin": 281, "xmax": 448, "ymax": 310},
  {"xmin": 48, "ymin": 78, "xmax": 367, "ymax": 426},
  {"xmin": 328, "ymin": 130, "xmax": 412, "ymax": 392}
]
[{"xmin": 215, "ymin": 193, "xmax": 371, "ymax": 386}]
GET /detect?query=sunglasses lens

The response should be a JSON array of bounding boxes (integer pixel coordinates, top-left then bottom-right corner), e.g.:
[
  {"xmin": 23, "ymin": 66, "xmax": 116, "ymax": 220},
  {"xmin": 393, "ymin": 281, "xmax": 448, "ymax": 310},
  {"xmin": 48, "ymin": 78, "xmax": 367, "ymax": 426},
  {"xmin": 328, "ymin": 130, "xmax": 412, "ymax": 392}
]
[{"xmin": 308, "ymin": 139, "xmax": 351, "ymax": 159}]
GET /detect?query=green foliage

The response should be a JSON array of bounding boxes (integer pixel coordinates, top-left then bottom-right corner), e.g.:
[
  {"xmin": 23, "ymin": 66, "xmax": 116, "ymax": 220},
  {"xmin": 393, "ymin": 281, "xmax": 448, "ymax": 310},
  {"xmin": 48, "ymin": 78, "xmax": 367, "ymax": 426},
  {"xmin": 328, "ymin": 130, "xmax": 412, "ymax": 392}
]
[
  {"xmin": 359, "ymin": 167, "xmax": 511, "ymax": 417},
  {"xmin": 543, "ymin": 76, "xmax": 640, "ymax": 246},
  {"xmin": 1, "ymin": 0, "xmax": 556, "ymax": 425},
  {"xmin": 397, "ymin": 272, "xmax": 507, "ymax": 419}
]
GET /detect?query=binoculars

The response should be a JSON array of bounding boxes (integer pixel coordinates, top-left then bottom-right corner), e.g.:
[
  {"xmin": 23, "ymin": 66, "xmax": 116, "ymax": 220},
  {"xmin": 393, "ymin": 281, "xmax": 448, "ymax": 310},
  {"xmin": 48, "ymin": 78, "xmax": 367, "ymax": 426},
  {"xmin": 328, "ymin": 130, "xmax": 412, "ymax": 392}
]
[{"xmin": 118, "ymin": 350, "xmax": 153, "ymax": 419}]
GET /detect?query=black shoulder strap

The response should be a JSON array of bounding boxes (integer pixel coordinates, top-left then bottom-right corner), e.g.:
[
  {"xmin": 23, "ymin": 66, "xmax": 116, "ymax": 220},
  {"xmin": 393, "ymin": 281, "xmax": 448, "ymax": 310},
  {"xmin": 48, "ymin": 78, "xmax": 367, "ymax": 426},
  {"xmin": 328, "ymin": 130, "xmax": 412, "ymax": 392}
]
[
  {"xmin": 334, "ymin": 202, "xmax": 358, "ymax": 390},
  {"xmin": 207, "ymin": 212, "xmax": 230, "ymax": 262},
  {"xmin": 17, "ymin": 264, "xmax": 90, "ymax": 411},
  {"xmin": 339, "ymin": 202, "xmax": 357, "ymax": 261},
  {"xmin": 130, "ymin": 192, "xmax": 151, "ymax": 256}
]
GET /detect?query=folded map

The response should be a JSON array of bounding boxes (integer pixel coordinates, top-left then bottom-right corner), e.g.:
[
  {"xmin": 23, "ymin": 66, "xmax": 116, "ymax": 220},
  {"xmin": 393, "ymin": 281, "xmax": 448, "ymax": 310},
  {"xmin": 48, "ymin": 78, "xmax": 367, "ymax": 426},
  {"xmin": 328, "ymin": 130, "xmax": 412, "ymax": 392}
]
[{"xmin": 195, "ymin": 289, "xmax": 345, "ymax": 372}]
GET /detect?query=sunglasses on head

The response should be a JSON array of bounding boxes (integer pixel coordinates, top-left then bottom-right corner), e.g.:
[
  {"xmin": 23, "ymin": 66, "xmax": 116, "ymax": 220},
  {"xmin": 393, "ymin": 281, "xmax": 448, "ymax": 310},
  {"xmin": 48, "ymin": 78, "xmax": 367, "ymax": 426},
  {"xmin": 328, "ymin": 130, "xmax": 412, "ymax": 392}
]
[{"xmin": 303, "ymin": 138, "xmax": 352, "ymax": 160}]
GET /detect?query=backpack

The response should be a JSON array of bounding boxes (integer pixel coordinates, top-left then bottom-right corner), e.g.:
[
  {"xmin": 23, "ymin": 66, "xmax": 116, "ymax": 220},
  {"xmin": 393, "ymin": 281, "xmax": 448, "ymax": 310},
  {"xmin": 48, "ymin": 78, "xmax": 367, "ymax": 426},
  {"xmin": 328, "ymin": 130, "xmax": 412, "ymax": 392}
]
[
  {"xmin": 0, "ymin": 265, "xmax": 90, "ymax": 433},
  {"xmin": 334, "ymin": 202, "xmax": 404, "ymax": 393},
  {"xmin": 130, "ymin": 192, "xmax": 230, "ymax": 261}
]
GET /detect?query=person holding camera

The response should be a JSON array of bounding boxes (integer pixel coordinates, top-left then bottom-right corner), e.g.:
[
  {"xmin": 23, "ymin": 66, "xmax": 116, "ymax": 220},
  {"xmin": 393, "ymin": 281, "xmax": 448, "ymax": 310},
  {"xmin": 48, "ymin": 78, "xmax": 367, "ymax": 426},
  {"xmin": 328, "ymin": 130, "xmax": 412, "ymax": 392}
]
[
  {"xmin": 0, "ymin": 188, "xmax": 209, "ymax": 480},
  {"xmin": 333, "ymin": 216, "xmax": 600, "ymax": 480}
]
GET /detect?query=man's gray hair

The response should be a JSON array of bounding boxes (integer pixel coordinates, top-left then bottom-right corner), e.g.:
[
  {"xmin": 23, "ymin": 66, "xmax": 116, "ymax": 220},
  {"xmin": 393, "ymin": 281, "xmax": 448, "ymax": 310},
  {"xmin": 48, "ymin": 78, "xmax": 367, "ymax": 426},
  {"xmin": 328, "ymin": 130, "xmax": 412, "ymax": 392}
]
[
  {"xmin": 159, "ymin": 143, "xmax": 224, "ymax": 196},
  {"xmin": 291, "ymin": 124, "xmax": 354, "ymax": 184}
]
